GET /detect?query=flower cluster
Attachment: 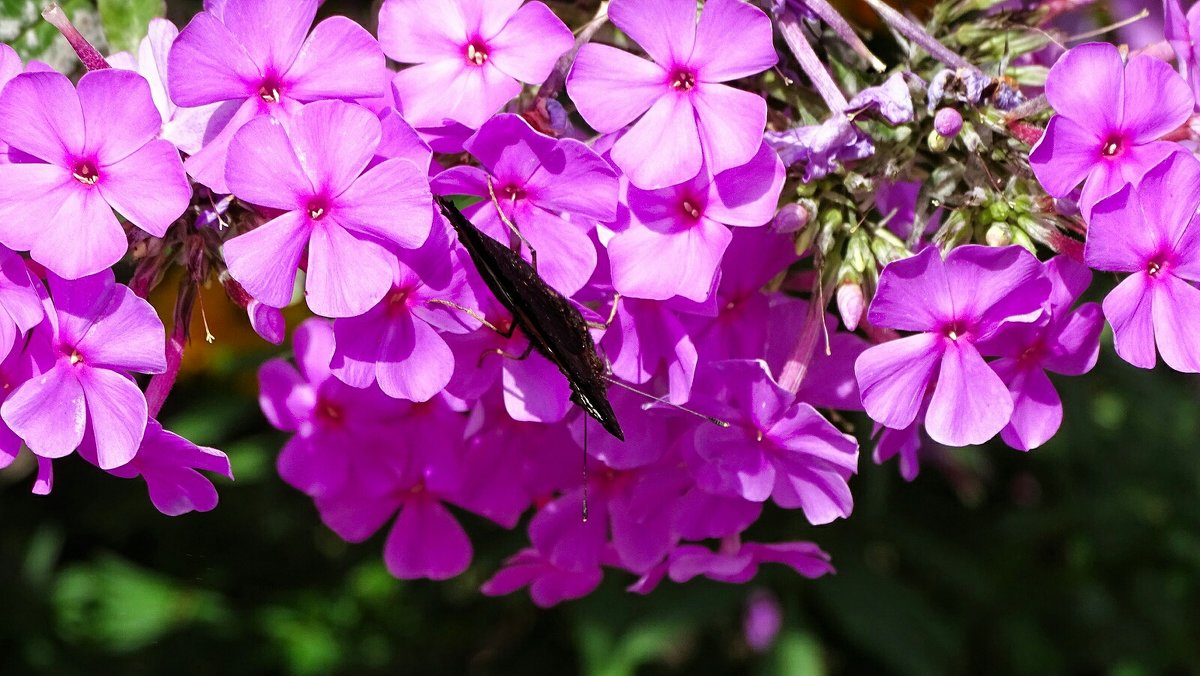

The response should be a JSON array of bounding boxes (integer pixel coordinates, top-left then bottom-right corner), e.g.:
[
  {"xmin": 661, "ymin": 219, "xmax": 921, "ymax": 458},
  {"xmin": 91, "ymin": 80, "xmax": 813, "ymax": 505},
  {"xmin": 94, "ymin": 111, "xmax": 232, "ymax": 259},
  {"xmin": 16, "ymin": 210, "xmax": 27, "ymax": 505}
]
[{"xmin": 3, "ymin": 0, "xmax": 1198, "ymax": 607}]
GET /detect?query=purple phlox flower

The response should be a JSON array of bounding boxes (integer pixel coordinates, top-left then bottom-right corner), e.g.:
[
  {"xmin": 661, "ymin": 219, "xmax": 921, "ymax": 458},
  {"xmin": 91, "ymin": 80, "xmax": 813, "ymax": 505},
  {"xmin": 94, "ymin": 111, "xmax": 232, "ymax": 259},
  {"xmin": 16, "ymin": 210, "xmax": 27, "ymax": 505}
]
[
  {"xmin": 1085, "ymin": 150, "xmax": 1200, "ymax": 371},
  {"xmin": 529, "ymin": 457, "xmax": 689, "ymax": 575},
  {"xmin": 846, "ymin": 72, "xmax": 914, "ymax": 125},
  {"xmin": 571, "ymin": 388, "xmax": 676, "ymax": 470},
  {"xmin": 91, "ymin": 419, "xmax": 232, "ymax": 516},
  {"xmin": 601, "ymin": 297, "xmax": 699, "ymax": 405},
  {"xmin": 0, "ymin": 45, "xmax": 24, "ymax": 164},
  {"xmin": 0, "ymin": 69, "xmax": 190, "ymax": 279},
  {"xmin": 248, "ymin": 300, "xmax": 286, "ymax": 345},
  {"xmin": 431, "ymin": 113, "xmax": 619, "ymax": 296},
  {"xmin": 744, "ymin": 590, "xmax": 784, "ymax": 653},
  {"xmin": 109, "ymin": 18, "xmax": 236, "ymax": 155},
  {"xmin": 331, "ymin": 223, "xmax": 479, "ymax": 402},
  {"xmin": 854, "ymin": 245, "xmax": 1051, "ymax": 447},
  {"xmin": 673, "ymin": 480, "xmax": 763, "ymax": 541},
  {"xmin": 1, "ymin": 270, "xmax": 166, "ymax": 470},
  {"xmin": 685, "ymin": 360, "xmax": 859, "ymax": 524},
  {"xmin": 873, "ymin": 417, "xmax": 927, "ymax": 482},
  {"xmin": 0, "ymin": 247, "xmax": 44, "ymax": 355},
  {"xmin": 567, "ymin": 0, "xmax": 777, "ymax": 189},
  {"xmin": 315, "ymin": 399, "xmax": 475, "ymax": 580},
  {"xmin": 259, "ymin": 319, "xmax": 409, "ymax": 498},
  {"xmin": 222, "ymin": 100, "xmax": 433, "ymax": 318},
  {"xmin": 979, "ymin": 256, "xmax": 1103, "ymax": 450},
  {"xmin": 607, "ymin": 142, "xmax": 785, "ymax": 302},
  {"xmin": 379, "ymin": 0, "xmax": 573, "ymax": 129},
  {"xmin": 1166, "ymin": 0, "xmax": 1200, "ymax": 108},
  {"xmin": 168, "ymin": 0, "xmax": 389, "ymax": 192},
  {"xmin": 481, "ymin": 547, "xmax": 603, "ymax": 607},
  {"xmin": 686, "ymin": 227, "xmax": 799, "ymax": 362},
  {"xmin": 764, "ymin": 114, "xmax": 875, "ymax": 183},
  {"xmin": 927, "ymin": 67, "xmax": 994, "ymax": 112},
  {"xmin": 632, "ymin": 540, "xmax": 833, "ymax": 592},
  {"xmin": 373, "ymin": 108, "xmax": 434, "ymax": 174},
  {"xmin": 1030, "ymin": 42, "xmax": 1194, "ymax": 218}
]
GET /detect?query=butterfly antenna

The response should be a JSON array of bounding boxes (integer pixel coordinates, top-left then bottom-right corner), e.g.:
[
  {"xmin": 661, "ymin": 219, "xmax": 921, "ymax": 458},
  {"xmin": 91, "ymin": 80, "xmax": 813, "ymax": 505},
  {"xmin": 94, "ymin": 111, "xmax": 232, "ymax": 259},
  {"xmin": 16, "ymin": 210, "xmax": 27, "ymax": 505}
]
[
  {"xmin": 601, "ymin": 375, "xmax": 730, "ymax": 428},
  {"xmin": 581, "ymin": 417, "xmax": 589, "ymax": 523},
  {"xmin": 487, "ymin": 176, "xmax": 539, "ymax": 273}
]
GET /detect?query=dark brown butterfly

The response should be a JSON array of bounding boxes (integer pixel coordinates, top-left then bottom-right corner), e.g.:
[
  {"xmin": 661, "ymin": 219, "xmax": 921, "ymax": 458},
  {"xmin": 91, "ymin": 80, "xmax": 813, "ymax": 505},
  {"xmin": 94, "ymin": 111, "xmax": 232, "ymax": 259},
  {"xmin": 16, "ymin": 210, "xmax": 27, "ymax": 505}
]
[{"xmin": 435, "ymin": 197, "xmax": 625, "ymax": 441}]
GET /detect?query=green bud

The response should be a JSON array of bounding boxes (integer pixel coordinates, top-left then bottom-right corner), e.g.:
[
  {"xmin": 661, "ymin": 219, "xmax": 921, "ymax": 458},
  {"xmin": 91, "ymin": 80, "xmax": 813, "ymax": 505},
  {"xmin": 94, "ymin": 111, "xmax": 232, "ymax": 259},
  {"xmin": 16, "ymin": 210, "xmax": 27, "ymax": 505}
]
[
  {"xmin": 927, "ymin": 129, "xmax": 952, "ymax": 153},
  {"xmin": 846, "ymin": 229, "xmax": 874, "ymax": 273},
  {"xmin": 985, "ymin": 222, "xmax": 1012, "ymax": 247},
  {"xmin": 1009, "ymin": 222, "xmax": 1037, "ymax": 254}
]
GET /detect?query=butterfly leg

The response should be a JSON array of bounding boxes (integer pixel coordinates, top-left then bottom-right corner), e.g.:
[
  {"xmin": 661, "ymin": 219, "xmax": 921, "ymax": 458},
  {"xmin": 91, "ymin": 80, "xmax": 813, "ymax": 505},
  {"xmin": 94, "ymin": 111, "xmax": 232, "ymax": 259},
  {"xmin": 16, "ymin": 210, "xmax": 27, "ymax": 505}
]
[
  {"xmin": 425, "ymin": 299, "xmax": 513, "ymax": 335},
  {"xmin": 476, "ymin": 340, "xmax": 535, "ymax": 367},
  {"xmin": 585, "ymin": 293, "xmax": 622, "ymax": 331}
]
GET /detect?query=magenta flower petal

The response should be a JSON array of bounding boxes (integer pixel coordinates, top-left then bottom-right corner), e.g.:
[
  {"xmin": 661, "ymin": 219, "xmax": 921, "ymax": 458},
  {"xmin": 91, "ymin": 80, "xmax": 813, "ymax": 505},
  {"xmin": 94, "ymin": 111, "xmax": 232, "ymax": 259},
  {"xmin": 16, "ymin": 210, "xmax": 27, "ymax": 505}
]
[
  {"xmin": 225, "ymin": 115, "xmax": 311, "ymax": 211},
  {"xmin": 258, "ymin": 358, "xmax": 307, "ymax": 432},
  {"xmin": 608, "ymin": 215, "xmax": 731, "ymax": 301},
  {"xmin": 183, "ymin": 98, "xmax": 263, "ymax": 194},
  {"xmin": 78, "ymin": 70, "xmax": 161, "ymax": 164},
  {"xmin": 282, "ymin": 17, "xmax": 388, "ymax": 101},
  {"xmin": 305, "ymin": 224, "xmax": 393, "ymax": 318},
  {"xmin": 1029, "ymin": 116, "xmax": 1104, "ymax": 197},
  {"xmin": 926, "ymin": 342, "xmax": 1012, "ymax": 446},
  {"xmin": 487, "ymin": 1, "xmax": 574, "ymax": 83},
  {"xmin": 390, "ymin": 58, "xmax": 523, "ymax": 128},
  {"xmin": 608, "ymin": 0, "xmax": 696, "ymax": 65},
  {"xmin": 0, "ymin": 72, "xmax": 84, "ymax": 165},
  {"xmin": 1043, "ymin": 42, "xmax": 1123, "ymax": 132},
  {"xmin": 384, "ymin": 497, "xmax": 472, "ymax": 580},
  {"xmin": 1085, "ymin": 185, "xmax": 1153, "ymax": 273},
  {"xmin": 855, "ymin": 333, "xmax": 943, "ymax": 430},
  {"xmin": 566, "ymin": 44, "xmax": 666, "ymax": 131},
  {"xmin": 612, "ymin": 94, "xmax": 702, "ymax": 190},
  {"xmin": 72, "ymin": 282, "xmax": 166, "ymax": 374},
  {"xmin": 2, "ymin": 364, "xmax": 85, "ymax": 459},
  {"xmin": 692, "ymin": 84, "xmax": 768, "ymax": 176},
  {"xmin": 315, "ymin": 483, "xmax": 399, "ymax": 542},
  {"xmin": 1151, "ymin": 274, "xmax": 1200, "ymax": 372},
  {"xmin": 944, "ymin": 245, "xmax": 1047, "ymax": 335},
  {"xmin": 166, "ymin": 12, "xmax": 259, "ymax": 107},
  {"xmin": 1043, "ymin": 303, "xmax": 1104, "ymax": 375},
  {"xmin": 30, "ymin": 187, "xmax": 126, "ymax": 280},
  {"xmin": 79, "ymin": 368, "xmax": 150, "ymax": 470},
  {"xmin": 994, "ymin": 361, "xmax": 1062, "ymax": 452},
  {"xmin": 1122, "ymin": 54, "xmax": 1194, "ymax": 143},
  {"xmin": 221, "ymin": 0, "xmax": 316, "ymax": 71},
  {"xmin": 1104, "ymin": 273, "xmax": 1157, "ymax": 368},
  {"xmin": 502, "ymin": 351, "xmax": 572, "ymax": 424},
  {"xmin": 333, "ymin": 158, "xmax": 433, "ymax": 249},
  {"xmin": 0, "ymin": 165, "xmax": 77, "ymax": 252},
  {"xmin": 378, "ymin": 0, "xmax": 466, "ymax": 62},
  {"xmin": 287, "ymin": 100, "xmax": 380, "ymax": 197},
  {"xmin": 377, "ymin": 320, "xmax": 453, "ymax": 402},
  {"xmin": 98, "ymin": 140, "xmax": 190, "ymax": 238},
  {"xmin": 130, "ymin": 424, "xmax": 231, "ymax": 516},
  {"xmin": 866, "ymin": 247, "xmax": 951, "ymax": 332},
  {"xmin": 690, "ymin": 0, "xmax": 776, "ymax": 81},
  {"xmin": 223, "ymin": 211, "xmax": 310, "ymax": 308},
  {"xmin": 705, "ymin": 142, "xmax": 786, "ymax": 227}
]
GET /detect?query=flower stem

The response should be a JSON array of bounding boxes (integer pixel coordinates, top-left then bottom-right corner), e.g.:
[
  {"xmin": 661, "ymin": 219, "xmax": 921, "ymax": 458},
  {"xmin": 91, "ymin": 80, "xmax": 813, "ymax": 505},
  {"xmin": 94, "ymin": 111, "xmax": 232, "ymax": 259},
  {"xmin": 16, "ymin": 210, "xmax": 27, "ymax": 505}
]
[
  {"xmin": 42, "ymin": 3, "xmax": 110, "ymax": 71},
  {"xmin": 778, "ymin": 10, "xmax": 849, "ymax": 112}
]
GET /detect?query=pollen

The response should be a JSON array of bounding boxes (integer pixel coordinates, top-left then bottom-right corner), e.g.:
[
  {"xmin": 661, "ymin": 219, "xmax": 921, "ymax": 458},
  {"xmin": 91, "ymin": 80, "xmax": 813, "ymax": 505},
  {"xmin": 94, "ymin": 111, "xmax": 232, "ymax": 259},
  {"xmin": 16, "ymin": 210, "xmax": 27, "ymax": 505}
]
[
  {"xmin": 466, "ymin": 42, "xmax": 488, "ymax": 66},
  {"xmin": 72, "ymin": 162, "xmax": 99, "ymax": 185},
  {"xmin": 69, "ymin": 350, "xmax": 83, "ymax": 365},
  {"xmin": 258, "ymin": 84, "xmax": 280, "ymax": 103},
  {"xmin": 669, "ymin": 69, "xmax": 696, "ymax": 91},
  {"xmin": 681, "ymin": 200, "xmax": 701, "ymax": 219}
]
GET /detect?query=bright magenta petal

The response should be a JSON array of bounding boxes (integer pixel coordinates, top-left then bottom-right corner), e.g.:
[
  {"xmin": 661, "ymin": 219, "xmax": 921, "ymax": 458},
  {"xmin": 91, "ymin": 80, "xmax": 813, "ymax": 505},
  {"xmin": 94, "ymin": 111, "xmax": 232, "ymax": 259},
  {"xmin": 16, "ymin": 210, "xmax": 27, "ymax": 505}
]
[
  {"xmin": 925, "ymin": 341, "xmax": 1012, "ymax": 447},
  {"xmin": 1122, "ymin": 53, "xmax": 1193, "ymax": 143},
  {"xmin": 691, "ymin": 0, "xmax": 777, "ymax": 82},
  {"xmin": 223, "ymin": 210, "xmax": 311, "ymax": 308},
  {"xmin": 613, "ymin": 93, "xmax": 702, "ymax": 190},
  {"xmin": 2, "ymin": 364, "xmax": 86, "ymax": 459},
  {"xmin": 384, "ymin": 498, "xmax": 472, "ymax": 580},
  {"xmin": 100, "ymin": 140, "xmax": 189, "ymax": 238},
  {"xmin": 692, "ymin": 83, "xmax": 768, "ymax": 176},
  {"xmin": 225, "ymin": 114, "xmax": 311, "ymax": 210},
  {"xmin": 0, "ymin": 71, "xmax": 84, "ymax": 165},
  {"xmin": 566, "ymin": 44, "xmax": 666, "ymax": 132},
  {"xmin": 1102, "ymin": 272, "xmax": 1157, "ymax": 369},
  {"xmin": 1044, "ymin": 42, "xmax": 1122, "ymax": 134},
  {"xmin": 167, "ymin": 12, "xmax": 260, "ymax": 107},
  {"xmin": 854, "ymin": 333, "xmax": 943, "ymax": 431},
  {"xmin": 282, "ymin": 17, "xmax": 389, "ymax": 101},
  {"xmin": 488, "ymin": 1, "xmax": 573, "ymax": 83},
  {"xmin": 608, "ymin": 0, "xmax": 696, "ymax": 66},
  {"xmin": 79, "ymin": 367, "xmax": 149, "ymax": 470},
  {"xmin": 305, "ymin": 223, "xmax": 393, "ymax": 318}
]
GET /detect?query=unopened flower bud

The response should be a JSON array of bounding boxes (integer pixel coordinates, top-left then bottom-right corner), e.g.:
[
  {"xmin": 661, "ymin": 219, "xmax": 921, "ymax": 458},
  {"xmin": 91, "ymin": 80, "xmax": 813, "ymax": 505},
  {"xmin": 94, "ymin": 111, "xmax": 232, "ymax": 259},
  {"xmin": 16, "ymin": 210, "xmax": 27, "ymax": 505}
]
[
  {"xmin": 934, "ymin": 107, "xmax": 963, "ymax": 138},
  {"xmin": 837, "ymin": 280, "xmax": 865, "ymax": 331},
  {"xmin": 248, "ymin": 300, "xmax": 286, "ymax": 345},
  {"xmin": 927, "ymin": 129, "xmax": 951, "ymax": 153},
  {"xmin": 773, "ymin": 203, "xmax": 809, "ymax": 234},
  {"xmin": 985, "ymin": 222, "xmax": 1013, "ymax": 247}
]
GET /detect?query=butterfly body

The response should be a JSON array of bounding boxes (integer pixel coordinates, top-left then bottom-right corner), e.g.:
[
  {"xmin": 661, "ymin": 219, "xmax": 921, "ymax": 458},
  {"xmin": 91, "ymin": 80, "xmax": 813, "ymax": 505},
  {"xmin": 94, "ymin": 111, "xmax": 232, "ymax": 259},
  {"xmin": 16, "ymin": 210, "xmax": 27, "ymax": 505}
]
[{"xmin": 436, "ymin": 198, "xmax": 624, "ymax": 441}]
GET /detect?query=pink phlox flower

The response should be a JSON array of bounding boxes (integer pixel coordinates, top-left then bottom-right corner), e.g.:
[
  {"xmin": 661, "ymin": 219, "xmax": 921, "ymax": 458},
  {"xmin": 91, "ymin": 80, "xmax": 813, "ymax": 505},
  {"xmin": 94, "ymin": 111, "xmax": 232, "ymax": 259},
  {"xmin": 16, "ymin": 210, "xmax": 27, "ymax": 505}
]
[
  {"xmin": 222, "ymin": 100, "xmax": 433, "ymax": 318},
  {"xmin": 0, "ymin": 246, "xmax": 45, "ymax": 356},
  {"xmin": 0, "ymin": 337, "xmax": 39, "ymax": 471},
  {"xmin": 1085, "ymin": 150, "xmax": 1200, "ymax": 372},
  {"xmin": 601, "ymin": 296, "xmax": 699, "ymax": 405},
  {"xmin": 567, "ymin": 0, "xmax": 777, "ymax": 189},
  {"xmin": 1166, "ymin": 0, "xmax": 1200, "ymax": 109},
  {"xmin": 259, "ymin": 319, "xmax": 409, "ymax": 498},
  {"xmin": 0, "ymin": 69, "xmax": 190, "ymax": 278},
  {"xmin": 607, "ymin": 142, "xmax": 785, "ymax": 302},
  {"xmin": 481, "ymin": 548, "xmax": 603, "ymax": 607},
  {"xmin": 1029, "ymin": 42, "xmax": 1194, "ymax": 218},
  {"xmin": 1, "ymin": 270, "xmax": 167, "ymax": 470},
  {"xmin": 854, "ymin": 245, "xmax": 1050, "ymax": 447},
  {"xmin": 314, "ymin": 398, "xmax": 475, "ymax": 580},
  {"xmin": 685, "ymin": 360, "xmax": 859, "ymax": 524},
  {"xmin": 979, "ymin": 256, "xmax": 1103, "ymax": 451},
  {"xmin": 331, "ymin": 223, "xmax": 480, "ymax": 402},
  {"xmin": 431, "ymin": 113, "xmax": 619, "ymax": 296},
  {"xmin": 764, "ymin": 114, "xmax": 874, "ymax": 183},
  {"xmin": 632, "ymin": 540, "xmax": 833, "ymax": 592},
  {"xmin": 168, "ymin": 0, "xmax": 389, "ymax": 192},
  {"xmin": 91, "ymin": 419, "xmax": 233, "ymax": 516},
  {"xmin": 379, "ymin": 0, "xmax": 573, "ymax": 128}
]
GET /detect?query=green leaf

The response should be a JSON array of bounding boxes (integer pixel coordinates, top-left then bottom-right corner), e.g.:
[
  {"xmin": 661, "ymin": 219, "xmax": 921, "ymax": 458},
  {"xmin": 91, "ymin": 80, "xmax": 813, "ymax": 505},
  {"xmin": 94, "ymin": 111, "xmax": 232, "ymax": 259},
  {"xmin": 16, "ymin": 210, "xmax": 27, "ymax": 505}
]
[{"xmin": 98, "ymin": 0, "xmax": 163, "ymax": 54}]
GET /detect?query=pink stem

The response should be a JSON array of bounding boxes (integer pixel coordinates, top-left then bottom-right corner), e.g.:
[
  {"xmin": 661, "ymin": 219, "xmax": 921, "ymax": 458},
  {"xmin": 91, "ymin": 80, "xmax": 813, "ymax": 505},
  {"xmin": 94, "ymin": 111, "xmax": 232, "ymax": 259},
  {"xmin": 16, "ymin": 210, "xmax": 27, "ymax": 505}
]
[{"xmin": 42, "ymin": 3, "xmax": 110, "ymax": 71}]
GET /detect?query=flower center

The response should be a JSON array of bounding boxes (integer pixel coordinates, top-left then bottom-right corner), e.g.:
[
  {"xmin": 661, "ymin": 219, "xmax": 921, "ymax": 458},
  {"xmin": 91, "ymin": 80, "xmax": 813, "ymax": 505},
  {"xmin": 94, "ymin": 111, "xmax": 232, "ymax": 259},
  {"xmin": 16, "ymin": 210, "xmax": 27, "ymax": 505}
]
[
  {"xmin": 257, "ymin": 75, "xmax": 283, "ymax": 103},
  {"xmin": 942, "ymin": 322, "xmax": 966, "ymax": 342},
  {"xmin": 1148, "ymin": 258, "xmax": 1166, "ymax": 277},
  {"xmin": 669, "ymin": 68, "xmax": 696, "ymax": 92},
  {"xmin": 1101, "ymin": 136, "xmax": 1124, "ymax": 158},
  {"xmin": 502, "ymin": 184, "xmax": 525, "ymax": 201},
  {"xmin": 679, "ymin": 198, "xmax": 702, "ymax": 220},
  {"xmin": 317, "ymin": 400, "xmax": 343, "ymax": 424},
  {"xmin": 465, "ymin": 41, "xmax": 489, "ymax": 66},
  {"xmin": 307, "ymin": 198, "xmax": 329, "ymax": 221},
  {"xmin": 385, "ymin": 287, "xmax": 412, "ymax": 316},
  {"xmin": 68, "ymin": 350, "xmax": 83, "ymax": 365},
  {"xmin": 72, "ymin": 160, "xmax": 99, "ymax": 185}
]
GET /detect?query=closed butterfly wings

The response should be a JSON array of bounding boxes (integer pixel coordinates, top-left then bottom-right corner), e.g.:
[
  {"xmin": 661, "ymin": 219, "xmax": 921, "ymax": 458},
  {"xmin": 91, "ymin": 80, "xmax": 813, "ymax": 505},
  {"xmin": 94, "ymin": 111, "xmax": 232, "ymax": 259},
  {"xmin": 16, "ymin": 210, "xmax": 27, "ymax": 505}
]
[{"xmin": 436, "ymin": 198, "xmax": 624, "ymax": 441}]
